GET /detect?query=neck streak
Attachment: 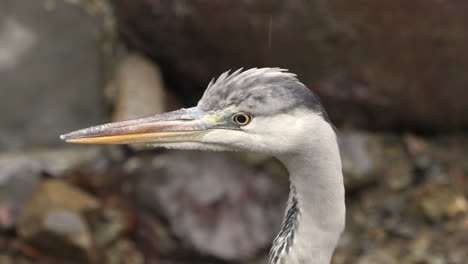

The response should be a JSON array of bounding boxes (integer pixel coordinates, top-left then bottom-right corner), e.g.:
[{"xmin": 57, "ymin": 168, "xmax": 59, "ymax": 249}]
[{"xmin": 269, "ymin": 185, "xmax": 300, "ymax": 264}]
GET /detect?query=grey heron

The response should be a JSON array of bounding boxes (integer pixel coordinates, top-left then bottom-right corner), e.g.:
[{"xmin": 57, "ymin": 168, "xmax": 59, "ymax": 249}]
[{"xmin": 61, "ymin": 68, "xmax": 345, "ymax": 264}]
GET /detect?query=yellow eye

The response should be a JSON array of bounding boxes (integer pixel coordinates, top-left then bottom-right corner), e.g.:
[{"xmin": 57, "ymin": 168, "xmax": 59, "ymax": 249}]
[{"xmin": 232, "ymin": 113, "xmax": 252, "ymax": 126}]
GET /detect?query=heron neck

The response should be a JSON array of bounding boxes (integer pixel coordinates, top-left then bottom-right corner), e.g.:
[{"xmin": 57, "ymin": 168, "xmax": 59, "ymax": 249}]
[{"xmin": 272, "ymin": 124, "xmax": 345, "ymax": 264}]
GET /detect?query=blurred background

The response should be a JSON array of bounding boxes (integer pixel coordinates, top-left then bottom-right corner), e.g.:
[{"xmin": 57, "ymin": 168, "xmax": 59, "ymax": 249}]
[{"xmin": 1, "ymin": 0, "xmax": 467, "ymax": 263}]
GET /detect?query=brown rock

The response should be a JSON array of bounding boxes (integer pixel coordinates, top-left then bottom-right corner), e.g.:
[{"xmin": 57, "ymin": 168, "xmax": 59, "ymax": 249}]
[
  {"xmin": 111, "ymin": 53, "xmax": 179, "ymax": 122},
  {"xmin": 412, "ymin": 182, "xmax": 464, "ymax": 222},
  {"xmin": 109, "ymin": 53, "xmax": 181, "ymax": 151},
  {"xmin": 18, "ymin": 179, "xmax": 100, "ymax": 263},
  {"xmin": 114, "ymin": 0, "xmax": 468, "ymax": 130}
]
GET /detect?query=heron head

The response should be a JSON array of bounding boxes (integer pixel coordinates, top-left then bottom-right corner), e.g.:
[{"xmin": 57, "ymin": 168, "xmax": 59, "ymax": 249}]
[{"xmin": 61, "ymin": 68, "xmax": 330, "ymax": 154}]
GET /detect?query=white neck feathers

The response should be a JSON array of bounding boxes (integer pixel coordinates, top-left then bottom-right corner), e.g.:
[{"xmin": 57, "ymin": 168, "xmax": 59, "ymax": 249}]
[{"xmin": 271, "ymin": 118, "xmax": 345, "ymax": 264}]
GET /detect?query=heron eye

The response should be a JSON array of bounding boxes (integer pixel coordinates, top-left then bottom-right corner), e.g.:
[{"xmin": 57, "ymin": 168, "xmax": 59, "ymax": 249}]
[{"xmin": 232, "ymin": 113, "xmax": 252, "ymax": 126}]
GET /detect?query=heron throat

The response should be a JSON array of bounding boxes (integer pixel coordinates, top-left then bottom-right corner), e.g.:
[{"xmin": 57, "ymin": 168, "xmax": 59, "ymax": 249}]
[{"xmin": 268, "ymin": 120, "xmax": 345, "ymax": 264}]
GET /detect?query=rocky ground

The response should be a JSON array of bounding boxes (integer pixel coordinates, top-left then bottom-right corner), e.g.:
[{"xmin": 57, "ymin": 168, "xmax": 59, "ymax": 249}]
[
  {"xmin": 1, "ymin": 130, "xmax": 467, "ymax": 264},
  {"xmin": 1, "ymin": 1, "xmax": 467, "ymax": 264}
]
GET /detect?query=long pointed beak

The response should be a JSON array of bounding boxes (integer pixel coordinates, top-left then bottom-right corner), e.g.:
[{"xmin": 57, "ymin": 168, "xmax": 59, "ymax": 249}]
[{"xmin": 60, "ymin": 107, "xmax": 224, "ymax": 144}]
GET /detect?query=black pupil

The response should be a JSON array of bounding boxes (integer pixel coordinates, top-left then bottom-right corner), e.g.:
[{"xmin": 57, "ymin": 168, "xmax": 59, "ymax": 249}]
[{"xmin": 236, "ymin": 115, "xmax": 248, "ymax": 124}]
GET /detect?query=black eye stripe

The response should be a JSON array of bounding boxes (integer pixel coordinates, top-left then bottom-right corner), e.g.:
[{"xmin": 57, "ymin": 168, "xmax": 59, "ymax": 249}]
[{"xmin": 232, "ymin": 113, "xmax": 252, "ymax": 126}]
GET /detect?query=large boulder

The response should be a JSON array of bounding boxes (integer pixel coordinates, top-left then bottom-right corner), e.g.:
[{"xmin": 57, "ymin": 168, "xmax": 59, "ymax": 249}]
[
  {"xmin": 114, "ymin": 0, "xmax": 468, "ymax": 130},
  {"xmin": 0, "ymin": 0, "xmax": 104, "ymax": 150}
]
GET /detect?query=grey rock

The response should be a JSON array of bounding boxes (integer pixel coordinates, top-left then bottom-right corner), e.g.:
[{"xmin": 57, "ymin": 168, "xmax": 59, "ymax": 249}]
[
  {"xmin": 339, "ymin": 131, "xmax": 412, "ymax": 189},
  {"xmin": 338, "ymin": 131, "xmax": 395, "ymax": 189},
  {"xmin": 45, "ymin": 209, "xmax": 85, "ymax": 234},
  {"xmin": 339, "ymin": 132, "xmax": 375, "ymax": 187},
  {"xmin": 0, "ymin": 0, "xmax": 103, "ymax": 151},
  {"xmin": 0, "ymin": 147, "xmax": 102, "ymax": 178},
  {"xmin": 0, "ymin": 157, "xmax": 41, "ymax": 228},
  {"xmin": 133, "ymin": 151, "xmax": 287, "ymax": 261}
]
